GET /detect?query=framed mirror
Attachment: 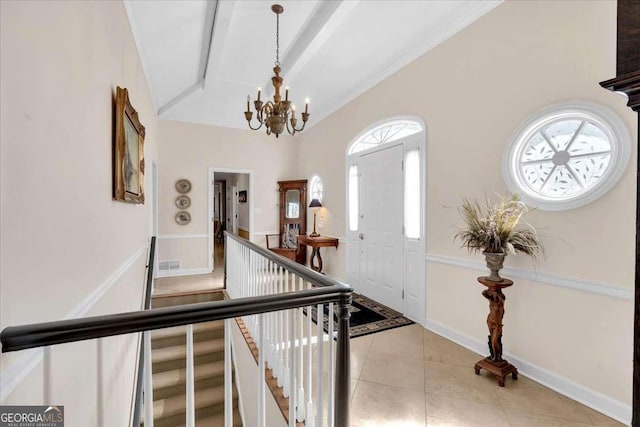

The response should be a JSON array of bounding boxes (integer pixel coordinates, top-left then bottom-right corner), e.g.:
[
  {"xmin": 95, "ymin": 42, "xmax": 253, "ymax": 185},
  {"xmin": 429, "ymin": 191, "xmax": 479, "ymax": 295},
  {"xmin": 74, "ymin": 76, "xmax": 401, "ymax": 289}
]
[{"xmin": 285, "ymin": 189, "xmax": 301, "ymax": 218}]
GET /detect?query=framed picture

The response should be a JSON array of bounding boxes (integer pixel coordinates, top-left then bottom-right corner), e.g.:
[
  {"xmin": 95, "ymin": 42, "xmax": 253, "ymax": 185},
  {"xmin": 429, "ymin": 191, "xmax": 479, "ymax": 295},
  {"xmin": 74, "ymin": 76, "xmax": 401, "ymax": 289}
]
[
  {"xmin": 238, "ymin": 190, "xmax": 247, "ymax": 203},
  {"xmin": 114, "ymin": 86, "xmax": 145, "ymax": 204}
]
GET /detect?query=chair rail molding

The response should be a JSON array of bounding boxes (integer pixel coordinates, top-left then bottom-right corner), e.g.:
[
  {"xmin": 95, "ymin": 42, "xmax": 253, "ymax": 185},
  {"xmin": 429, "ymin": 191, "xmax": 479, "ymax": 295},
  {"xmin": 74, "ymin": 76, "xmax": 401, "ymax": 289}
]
[
  {"xmin": 157, "ymin": 234, "xmax": 209, "ymax": 239},
  {"xmin": 253, "ymin": 230, "xmax": 279, "ymax": 236},
  {"xmin": 0, "ymin": 243, "xmax": 148, "ymax": 402},
  {"xmin": 425, "ymin": 253, "xmax": 633, "ymax": 300}
]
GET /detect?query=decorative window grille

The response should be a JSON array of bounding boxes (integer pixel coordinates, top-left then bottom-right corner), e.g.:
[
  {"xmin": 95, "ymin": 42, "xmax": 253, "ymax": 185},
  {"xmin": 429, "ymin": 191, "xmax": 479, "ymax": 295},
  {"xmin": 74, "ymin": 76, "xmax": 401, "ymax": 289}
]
[
  {"xmin": 310, "ymin": 174, "xmax": 324, "ymax": 202},
  {"xmin": 348, "ymin": 120, "xmax": 422, "ymax": 155},
  {"xmin": 503, "ymin": 102, "xmax": 631, "ymax": 210}
]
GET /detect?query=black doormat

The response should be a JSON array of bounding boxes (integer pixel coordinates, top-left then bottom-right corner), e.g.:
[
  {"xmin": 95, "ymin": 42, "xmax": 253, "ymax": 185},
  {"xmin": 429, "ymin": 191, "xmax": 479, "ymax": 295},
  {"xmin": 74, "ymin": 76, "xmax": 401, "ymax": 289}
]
[{"xmin": 309, "ymin": 293, "xmax": 414, "ymax": 339}]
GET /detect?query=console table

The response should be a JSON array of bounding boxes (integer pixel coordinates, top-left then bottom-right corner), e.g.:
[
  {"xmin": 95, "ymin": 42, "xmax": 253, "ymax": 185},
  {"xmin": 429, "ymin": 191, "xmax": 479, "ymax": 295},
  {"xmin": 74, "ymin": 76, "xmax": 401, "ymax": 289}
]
[{"xmin": 297, "ymin": 235, "xmax": 339, "ymax": 273}]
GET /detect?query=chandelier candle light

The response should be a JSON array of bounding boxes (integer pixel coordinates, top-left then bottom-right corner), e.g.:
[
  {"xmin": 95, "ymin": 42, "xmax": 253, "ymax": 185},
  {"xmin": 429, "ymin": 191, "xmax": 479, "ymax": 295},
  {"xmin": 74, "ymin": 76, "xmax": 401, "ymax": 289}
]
[{"xmin": 244, "ymin": 4, "xmax": 310, "ymax": 137}]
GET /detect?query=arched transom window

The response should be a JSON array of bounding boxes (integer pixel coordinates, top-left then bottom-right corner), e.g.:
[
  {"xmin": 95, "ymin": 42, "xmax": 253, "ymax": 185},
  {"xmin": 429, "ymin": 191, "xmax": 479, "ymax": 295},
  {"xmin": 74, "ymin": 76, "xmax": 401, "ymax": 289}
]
[
  {"xmin": 310, "ymin": 174, "xmax": 324, "ymax": 202},
  {"xmin": 348, "ymin": 120, "xmax": 423, "ymax": 155}
]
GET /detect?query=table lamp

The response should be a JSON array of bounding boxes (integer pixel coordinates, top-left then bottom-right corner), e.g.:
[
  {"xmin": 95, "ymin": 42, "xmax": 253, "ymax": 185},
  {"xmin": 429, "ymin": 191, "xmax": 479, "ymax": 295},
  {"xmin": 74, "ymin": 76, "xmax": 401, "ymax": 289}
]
[{"xmin": 309, "ymin": 198, "xmax": 322, "ymax": 237}]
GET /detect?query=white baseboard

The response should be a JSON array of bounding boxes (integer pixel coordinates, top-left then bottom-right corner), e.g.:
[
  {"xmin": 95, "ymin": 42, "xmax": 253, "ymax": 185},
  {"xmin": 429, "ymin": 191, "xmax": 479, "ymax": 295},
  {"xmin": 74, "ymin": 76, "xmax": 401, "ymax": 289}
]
[
  {"xmin": 0, "ymin": 243, "xmax": 148, "ymax": 403},
  {"xmin": 156, "ymin": 267, "xmax": 211, "ymax": 278},
  {"xmin": 423, "ymin": 319, "xmax": 631, "ymax": 426}
]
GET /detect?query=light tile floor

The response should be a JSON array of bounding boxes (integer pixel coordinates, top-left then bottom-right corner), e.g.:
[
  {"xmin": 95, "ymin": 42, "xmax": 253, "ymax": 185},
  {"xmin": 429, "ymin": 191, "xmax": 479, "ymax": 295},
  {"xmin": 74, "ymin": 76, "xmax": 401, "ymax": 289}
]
[
  {"xmin": 153, "ymin": 242, "xmax": 626, "ymax": 427},
  {"xmin": 349, "ymin": 324, "xmax": 624, "ymax": 427}
]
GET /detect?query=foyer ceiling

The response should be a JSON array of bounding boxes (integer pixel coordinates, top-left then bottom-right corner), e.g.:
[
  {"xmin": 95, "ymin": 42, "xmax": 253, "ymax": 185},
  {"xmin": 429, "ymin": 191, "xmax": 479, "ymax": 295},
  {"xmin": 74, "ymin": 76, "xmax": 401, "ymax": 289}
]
[{"xmin": 124, "ymin": 0, "xmax": 501, "ymax": 130}]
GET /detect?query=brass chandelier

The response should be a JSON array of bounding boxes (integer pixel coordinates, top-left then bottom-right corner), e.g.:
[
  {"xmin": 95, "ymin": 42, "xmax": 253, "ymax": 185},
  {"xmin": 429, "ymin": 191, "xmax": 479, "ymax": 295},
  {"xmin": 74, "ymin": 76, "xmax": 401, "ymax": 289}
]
[{"xmin": 244, "ymin": 4, "xmax": 309, "ymax": 138}]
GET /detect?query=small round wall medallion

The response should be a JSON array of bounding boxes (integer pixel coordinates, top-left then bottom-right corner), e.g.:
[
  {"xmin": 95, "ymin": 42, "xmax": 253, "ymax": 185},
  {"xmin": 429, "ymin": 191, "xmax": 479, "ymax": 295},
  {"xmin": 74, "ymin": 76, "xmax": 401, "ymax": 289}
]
[
  {"xmin": 175, "ymin": 195, "xmax": 191, "ymax": 209},
  {"xmin": 175, "ymin": 211, "xmax": 191, "ymax": 225},
  {"xmin": 175, "ymin": 179, "xmax": 192, "ymax": 194}
]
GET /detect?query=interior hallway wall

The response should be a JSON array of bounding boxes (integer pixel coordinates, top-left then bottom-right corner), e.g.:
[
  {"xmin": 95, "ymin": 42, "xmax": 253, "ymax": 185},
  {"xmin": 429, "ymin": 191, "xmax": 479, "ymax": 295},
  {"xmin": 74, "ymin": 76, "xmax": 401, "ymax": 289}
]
[
  {"xmin": 157, "ymin": 120, "xmax": 298, "ymax": 273},
  {"xmin": 295, "ymin": 0, "xmax": 635, "ymax": 422},
  {"xmin": 0, "ymin": 1, "xmax": 158, "ymax": 425}
]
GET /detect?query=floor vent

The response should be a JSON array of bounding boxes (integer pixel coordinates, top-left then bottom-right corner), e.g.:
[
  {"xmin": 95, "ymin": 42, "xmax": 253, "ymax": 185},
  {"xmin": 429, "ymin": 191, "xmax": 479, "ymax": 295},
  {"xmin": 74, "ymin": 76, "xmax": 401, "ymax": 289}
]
[{"xmin": 158, "ymin": 259, "xmax": 181, "ymax": 271}]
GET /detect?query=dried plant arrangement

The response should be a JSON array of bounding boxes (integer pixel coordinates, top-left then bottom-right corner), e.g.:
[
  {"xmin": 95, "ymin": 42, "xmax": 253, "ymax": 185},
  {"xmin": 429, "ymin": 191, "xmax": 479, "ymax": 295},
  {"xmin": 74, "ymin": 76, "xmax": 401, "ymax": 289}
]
[{"xmin": 455, "ymin": 193, "xmax": 543, "ymax": 258}]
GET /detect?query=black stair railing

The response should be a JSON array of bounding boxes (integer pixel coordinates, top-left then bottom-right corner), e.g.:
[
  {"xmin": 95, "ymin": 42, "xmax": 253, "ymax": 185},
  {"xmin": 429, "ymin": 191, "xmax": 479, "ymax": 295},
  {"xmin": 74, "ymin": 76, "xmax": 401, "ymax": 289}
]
[{"xmin": 0, "ymin": 233, "xmax": 353, "ymax": 427}]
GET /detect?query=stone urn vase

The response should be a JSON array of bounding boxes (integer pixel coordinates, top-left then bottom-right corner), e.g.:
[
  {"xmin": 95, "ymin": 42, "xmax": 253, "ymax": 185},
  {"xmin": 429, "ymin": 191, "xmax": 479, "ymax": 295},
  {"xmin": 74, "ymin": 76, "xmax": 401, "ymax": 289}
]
[{"xmin": 483, "ymin": 252, "xmax": 506, "ymax": 282}]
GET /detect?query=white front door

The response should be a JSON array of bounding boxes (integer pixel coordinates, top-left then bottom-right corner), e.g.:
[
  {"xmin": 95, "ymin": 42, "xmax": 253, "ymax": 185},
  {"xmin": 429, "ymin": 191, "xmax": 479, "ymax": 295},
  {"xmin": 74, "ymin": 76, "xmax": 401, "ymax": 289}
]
[{"xmin": 359, "ymin": 144, "xmax": 404, "ymax": 312}]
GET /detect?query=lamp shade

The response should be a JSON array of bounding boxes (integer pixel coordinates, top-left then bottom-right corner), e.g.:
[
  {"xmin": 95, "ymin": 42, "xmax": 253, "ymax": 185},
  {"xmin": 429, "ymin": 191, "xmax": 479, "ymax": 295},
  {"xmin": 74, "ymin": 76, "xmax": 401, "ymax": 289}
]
[{"xmin": 309, "ymin": 198, "xmax": 323, "ymax": 208}]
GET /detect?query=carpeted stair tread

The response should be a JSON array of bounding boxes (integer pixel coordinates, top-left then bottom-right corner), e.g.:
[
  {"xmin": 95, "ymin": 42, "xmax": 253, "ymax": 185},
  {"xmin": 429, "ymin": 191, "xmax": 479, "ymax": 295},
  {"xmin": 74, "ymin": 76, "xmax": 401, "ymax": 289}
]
[
  {"xmin": 145, "ymin": 290, "xmax": 243, "ymax": 427},
  {"xmin": 183, "ymin": 409, "xmax": 244, "ymax": 427},
  {"xmin": 152, "ymin": 360, "xmax": 225, "ymax": 390},
  {"xmin": 152, "ymin": 291, "xmax": 225, "ymax": 308},
  {"xmin": 152, "ymin": 338, "xmax": 225, "ymax": 364},
  {"xmin": 152, "ymin": 322, "xmax": 225, "ymax": 349},
  {"xmin": 152, "ymin": 384, "xmax": 238, "ymax": 419},
  {"xmin": 152, "ymin": 320, "xmax": 224, "ymax": 340}
]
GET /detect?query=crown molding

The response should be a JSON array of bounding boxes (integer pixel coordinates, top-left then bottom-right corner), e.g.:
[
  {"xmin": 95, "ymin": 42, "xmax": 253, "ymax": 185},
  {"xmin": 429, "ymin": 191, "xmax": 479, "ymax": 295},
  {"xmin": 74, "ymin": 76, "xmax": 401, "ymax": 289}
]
[{"xmin": 600, "ymin": 71, "xmax": 640, "ymax": 112}]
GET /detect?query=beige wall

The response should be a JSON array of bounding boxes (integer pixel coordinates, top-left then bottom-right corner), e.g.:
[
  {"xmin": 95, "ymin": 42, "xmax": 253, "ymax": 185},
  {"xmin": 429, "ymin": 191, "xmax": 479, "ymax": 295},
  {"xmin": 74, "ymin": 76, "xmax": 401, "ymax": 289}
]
[
  {"xmin": 296, "ymin": 0, "xmax": 635, "ymax": 420},
  {"xmin": 0, "ymin": 0, "xmax": 157, "ymax": 423},
  {"xmin": 157, "ymin": 121, "xmax": 298, "ymax": 269}
]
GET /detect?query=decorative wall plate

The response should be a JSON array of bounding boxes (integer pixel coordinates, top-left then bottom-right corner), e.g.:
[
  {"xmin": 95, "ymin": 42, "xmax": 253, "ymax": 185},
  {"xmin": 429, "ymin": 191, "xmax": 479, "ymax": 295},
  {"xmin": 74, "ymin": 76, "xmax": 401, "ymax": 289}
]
[
  {"xmin": 175, "ymin": 211, "xmax": 191, "ymax": 225},
  {"xmin": 175, "ymin": 179, "xmax": 191, "ymax": 194},
  {"xmin": 175, "ymin": 195, "xmax": 191, "ymax": 209}
]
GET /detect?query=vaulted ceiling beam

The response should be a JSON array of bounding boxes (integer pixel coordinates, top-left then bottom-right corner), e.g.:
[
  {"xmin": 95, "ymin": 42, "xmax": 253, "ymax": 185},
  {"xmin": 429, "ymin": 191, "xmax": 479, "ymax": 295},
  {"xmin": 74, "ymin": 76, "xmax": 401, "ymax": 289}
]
[
  {"xmin": 261, "ymin": 1, "xmax": 358, "ymax": 98},
  {"xmin": 159, "ymin": 0, "xmax": 228, "ymax": 117}
]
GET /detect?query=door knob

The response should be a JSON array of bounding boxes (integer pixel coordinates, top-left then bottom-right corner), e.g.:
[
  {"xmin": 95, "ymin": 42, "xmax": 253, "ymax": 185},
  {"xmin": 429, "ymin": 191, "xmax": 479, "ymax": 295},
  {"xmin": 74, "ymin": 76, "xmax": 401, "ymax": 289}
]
[{"xmin": 359, "ymin": 233, "xmax": 364, "ymax": 240}]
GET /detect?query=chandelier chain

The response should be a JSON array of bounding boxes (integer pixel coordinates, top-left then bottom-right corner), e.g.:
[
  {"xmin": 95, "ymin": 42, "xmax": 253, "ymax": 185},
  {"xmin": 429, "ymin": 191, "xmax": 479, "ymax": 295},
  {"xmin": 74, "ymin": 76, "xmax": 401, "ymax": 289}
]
[
  {"xmin": 244, "ymin": 4, "xmax": 309, "ymax": 137},
  {"xmin": 275, "ymin": 11, "xmax": 280, "ymax": 66}
]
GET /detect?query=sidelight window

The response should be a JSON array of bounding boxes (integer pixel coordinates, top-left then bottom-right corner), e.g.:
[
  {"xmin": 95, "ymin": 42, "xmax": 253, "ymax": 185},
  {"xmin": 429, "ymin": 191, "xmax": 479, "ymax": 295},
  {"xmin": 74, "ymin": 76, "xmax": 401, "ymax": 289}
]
[
  {"xmin": 404, "ymin": 149, "xmax": 420, "ymax": 239},
  {"xmin": 348, "ymin": 165, "xmax": 359, "ymax": 231}
]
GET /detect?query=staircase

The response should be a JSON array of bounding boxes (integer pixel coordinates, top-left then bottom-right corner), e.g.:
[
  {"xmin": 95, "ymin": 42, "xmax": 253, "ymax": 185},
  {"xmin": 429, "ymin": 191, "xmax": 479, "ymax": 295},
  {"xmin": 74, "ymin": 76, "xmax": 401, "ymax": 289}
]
[{"xmin": 146, "ymin": 290, "xmax": 243, "ymax": 427}]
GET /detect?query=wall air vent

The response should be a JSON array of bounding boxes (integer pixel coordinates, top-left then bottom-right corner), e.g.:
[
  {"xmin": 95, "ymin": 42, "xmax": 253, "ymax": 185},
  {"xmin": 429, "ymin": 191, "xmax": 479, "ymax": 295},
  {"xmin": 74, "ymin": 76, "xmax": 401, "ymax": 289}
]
[{"xmin": 158, "ymin": 260, "xmax": 182, "ymax": 271}]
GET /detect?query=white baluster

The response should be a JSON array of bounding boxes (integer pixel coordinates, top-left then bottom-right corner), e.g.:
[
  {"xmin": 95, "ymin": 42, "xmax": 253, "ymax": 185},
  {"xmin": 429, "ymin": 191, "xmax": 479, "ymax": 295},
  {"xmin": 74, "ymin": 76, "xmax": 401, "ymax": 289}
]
[
  {"xmin": 316, "ymin": 303, "xmax": 324, "ymax": 427},
  {"xmin": 258, "ymin": 313, "xmax": 266, "ymax": 427},
  {"xmin": 289, "ymin": 307, "xmax": 296, "ymax": 427},
  {"xmin": 224, "ymin": 319, "xmax": 233, "ymax": 427},
  {"xmin": 306, "ymin": 298, "xmax": 314, "ymax": 427},
  {"xmin": 297, "ymin": 276, "xmax": 305, "ymax": 422},
  {"xmin": 267, "ymin": 261, "xmax": 274, "ymax": 370},
  {"xmin": 328, "ymin": 303, "xmax": 335, "ymax": 427},
  {"xmin": 278, "ymin": 267, "xmax": 285, "ymax": 386},
  {"xmin": 143, "ymin": 332, "xmax": 154, "ymax": 427},
  {"xmin": 238, "ymin": 241, "xmax": 241, "ymax": 295},
  {"xmin": 248, "ymin": 250, "xmax": 253, "ymax": 334},
  {"xmin": 282, "ymin": 270, "xmax": 291, "ymax": 397},
  {"xmin": 186, "ymin": 325, "xmax": 195, "ymax": 427},
  {"xmin": 283, "ymin": 270, "xmax": 290, "ymax": 397},
  {"xmin": 244, "ymin": 245, "xmax": 248, "ymax": 297},
  {"xmin": 241, "ymin": 245, "xmax": 245, "ymax": 297}
]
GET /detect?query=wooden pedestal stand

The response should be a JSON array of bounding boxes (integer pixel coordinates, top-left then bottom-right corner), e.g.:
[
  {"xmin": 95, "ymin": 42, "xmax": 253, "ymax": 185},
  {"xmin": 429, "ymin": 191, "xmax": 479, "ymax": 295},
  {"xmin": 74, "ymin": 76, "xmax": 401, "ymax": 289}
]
[{"xmin": 474, "ymin": 276, "xmax": 518, "ymax": 387}]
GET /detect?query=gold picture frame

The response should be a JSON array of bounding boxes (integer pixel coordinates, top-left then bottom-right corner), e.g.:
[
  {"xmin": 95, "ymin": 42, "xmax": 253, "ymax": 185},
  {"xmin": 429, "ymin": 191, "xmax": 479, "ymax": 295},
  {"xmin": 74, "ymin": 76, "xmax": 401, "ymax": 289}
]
[{"xmin": 114, "ymin": 86, "xmax": 145, "ymax": 204}]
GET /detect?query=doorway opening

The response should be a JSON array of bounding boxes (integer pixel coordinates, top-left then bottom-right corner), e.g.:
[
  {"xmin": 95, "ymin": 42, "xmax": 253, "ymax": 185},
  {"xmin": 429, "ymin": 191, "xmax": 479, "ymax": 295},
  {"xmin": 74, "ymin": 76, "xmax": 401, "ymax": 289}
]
[
  {"xmin": 209, "ymin": 168, "xmax": 253, "ymax": 274},
  {"xmin": 345, "ymin": 117, "xmax": 426, "ymax": 324}
]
